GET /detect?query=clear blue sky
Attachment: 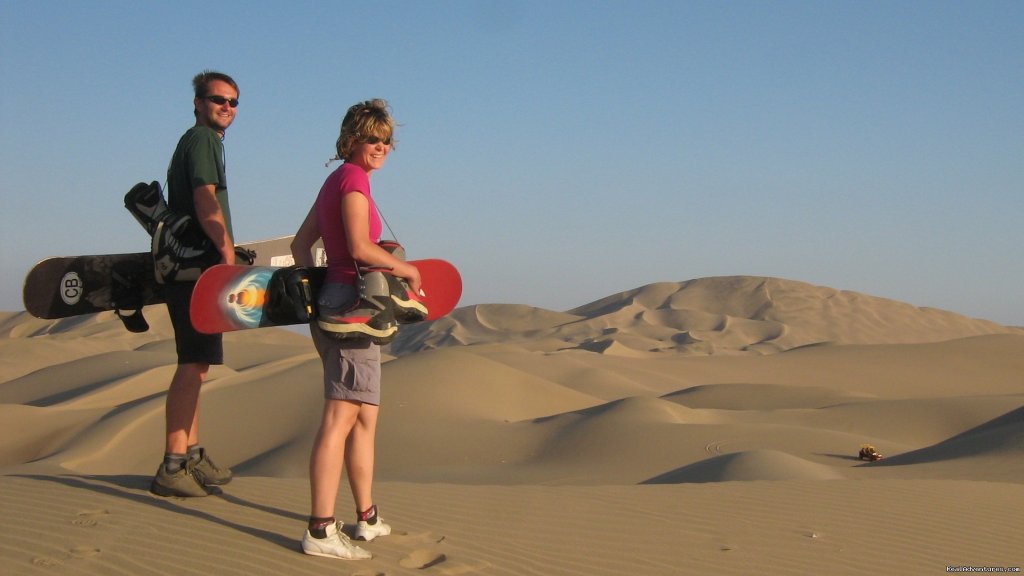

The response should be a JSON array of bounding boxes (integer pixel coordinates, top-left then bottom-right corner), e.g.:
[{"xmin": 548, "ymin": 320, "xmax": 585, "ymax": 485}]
[{"xmin": 2, "ymin": 1, "xmax": 1021, "ymax": 325}]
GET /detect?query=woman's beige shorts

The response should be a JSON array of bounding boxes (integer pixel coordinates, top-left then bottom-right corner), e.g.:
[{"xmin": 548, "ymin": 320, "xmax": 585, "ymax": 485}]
[{"xmin": 311, "ymin": 324, "xmax": 382, "ymax": 405}]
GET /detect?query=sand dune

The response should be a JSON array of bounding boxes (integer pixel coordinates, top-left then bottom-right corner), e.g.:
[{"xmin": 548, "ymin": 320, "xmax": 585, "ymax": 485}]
[
  {"xmin": 2, "ymin": 276, "xmax": 1023, "ymax": 575},
  {"xmin": 394, "ymin": 276, "xmax": 1018, "ymax": 356}
]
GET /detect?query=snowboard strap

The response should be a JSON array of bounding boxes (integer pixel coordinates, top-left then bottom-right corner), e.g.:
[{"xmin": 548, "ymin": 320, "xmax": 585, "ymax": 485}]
[
  {"xmin": 115, "ymin": 308, "xmax": 150, "ymax": 333},
  {"xmin": 110, "ymin": 260, "xmax": 150, "ymax": 333}
]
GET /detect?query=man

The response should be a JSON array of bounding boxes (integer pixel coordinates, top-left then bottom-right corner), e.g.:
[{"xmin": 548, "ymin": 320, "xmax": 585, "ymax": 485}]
[{"xmin": 150, "ymin": 71, "xmax": 239, "ymax": 497}]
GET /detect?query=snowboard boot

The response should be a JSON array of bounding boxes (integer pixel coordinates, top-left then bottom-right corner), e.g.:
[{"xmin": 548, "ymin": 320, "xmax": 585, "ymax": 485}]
[
  {"xmin": 317, "ymin": 270, "xmax": 397, "ymax": 344},
  {"xmin": 378, "ymin": 240, "xmax": 405, "ymax": 261},
  {"xmin": 124, "ymin": 181, "xmax": 171, "ymax": 236},
  {"xmin": 386, "ymin": 273, "xmax": 428, "ymax": 323},
  {"xmin": 376, "ymin": 240, "xmax": 427, "ymax": 323}
]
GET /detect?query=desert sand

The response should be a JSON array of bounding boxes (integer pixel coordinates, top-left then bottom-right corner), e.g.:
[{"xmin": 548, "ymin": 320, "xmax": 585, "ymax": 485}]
[{"xmin": 2, "ymin": 275, "xmax": 1022, "ymax": 575}]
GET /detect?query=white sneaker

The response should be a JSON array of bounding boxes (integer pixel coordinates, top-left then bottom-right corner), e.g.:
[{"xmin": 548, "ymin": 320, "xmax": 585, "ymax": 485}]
[
  {"xmin": 301, "ymin": 522, "xmax": 372, "ymax": 560},
  {"xmin": 354, "ymin": 515, "xmax": 392, "ymax": 542}
]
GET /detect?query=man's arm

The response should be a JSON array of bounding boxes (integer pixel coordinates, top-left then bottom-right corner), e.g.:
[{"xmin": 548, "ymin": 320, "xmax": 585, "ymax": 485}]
[{"xmin": 193, "ymin": 184, "xmax": 234, "ymax": 265}]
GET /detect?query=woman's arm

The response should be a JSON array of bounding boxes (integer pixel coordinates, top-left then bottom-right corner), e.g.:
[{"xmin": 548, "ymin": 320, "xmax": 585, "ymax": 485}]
[{"xmin": 342, "ymin": 193, "xmax": 421, "ymax": 294}]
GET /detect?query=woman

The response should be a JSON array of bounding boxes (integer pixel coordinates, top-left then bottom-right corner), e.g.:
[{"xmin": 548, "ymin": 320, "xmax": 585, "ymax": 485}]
[{"xmin": 291, "ymin": 99, "xmax": 421, "ymax": 560}]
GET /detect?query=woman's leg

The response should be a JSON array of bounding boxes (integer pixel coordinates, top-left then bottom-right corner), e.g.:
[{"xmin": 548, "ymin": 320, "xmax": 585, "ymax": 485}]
[
  {"xmin": 309, "ymin": 399, "xmax": 361, "ymax": 518},
  {"xmin": 345, "ymin": 402, "xmax": 380, "ymax": 512}
]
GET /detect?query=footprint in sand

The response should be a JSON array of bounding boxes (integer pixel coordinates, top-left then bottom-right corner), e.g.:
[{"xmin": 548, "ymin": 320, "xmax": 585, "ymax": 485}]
[
  {"xmin": 400, "ymin": 548, "xmax": 447, "ymax": 569},
  {"xmin": 30, "ymin": 546, "xmax": 101, "ymax": 567},
  {"xmin": 69, "ymin": 546, "xmax": 101, "ymax": 558},
  {"xmin": 72, "ymin": 509, "xmax": 110, "ymax": 527},
  {"xmin": 389, "ymin": 529, "xmax": 436, "ymax": 542},
  {"xmin": 32, "ymin": 556, "xmax": 64, "ymax": 568}
]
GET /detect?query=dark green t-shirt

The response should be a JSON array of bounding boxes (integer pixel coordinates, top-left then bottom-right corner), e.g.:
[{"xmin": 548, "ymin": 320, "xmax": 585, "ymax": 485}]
[{"xmin": 167, "ymin": 125, "xmax": 233, "ymax": 240}]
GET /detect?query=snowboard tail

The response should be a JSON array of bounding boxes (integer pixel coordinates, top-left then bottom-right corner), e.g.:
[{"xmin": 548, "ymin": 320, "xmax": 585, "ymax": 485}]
[{"xmin": 23, "ymin": 252, "xmax": 160, "ymax": 324}]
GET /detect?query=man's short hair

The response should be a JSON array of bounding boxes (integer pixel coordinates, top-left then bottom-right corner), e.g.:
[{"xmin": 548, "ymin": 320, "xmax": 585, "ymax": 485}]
[{"xmin": 192, "ymin": 70, "xmax": 239, "ymax": 99}]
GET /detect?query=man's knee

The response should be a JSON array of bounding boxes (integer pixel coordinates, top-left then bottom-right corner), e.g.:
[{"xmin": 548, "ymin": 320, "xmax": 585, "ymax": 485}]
[{"xmin": 173, "ymin": 362, "xmax": 210, "ymax": 384}]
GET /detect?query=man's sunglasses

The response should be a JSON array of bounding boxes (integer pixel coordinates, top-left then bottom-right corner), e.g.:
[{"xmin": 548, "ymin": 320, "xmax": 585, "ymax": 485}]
[{"xmin": 204, "ymin": 95, "xmax": 239, "ymax": 108}]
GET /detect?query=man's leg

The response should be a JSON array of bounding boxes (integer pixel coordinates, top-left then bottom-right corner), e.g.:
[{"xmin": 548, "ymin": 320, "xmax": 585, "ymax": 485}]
[
  {"xmin": 166, "ymin": 362, "xmax": 208, "ymax": 455},
  {"xmin": 150, "ymin": 361, "xmax": 212, "ymax": 497}
]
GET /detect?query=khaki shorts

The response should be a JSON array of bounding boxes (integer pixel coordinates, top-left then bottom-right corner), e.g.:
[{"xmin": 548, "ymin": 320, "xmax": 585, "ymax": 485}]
[{"xmin": 311, "ymin": 324, "xmax": 382, "ymax": 405}]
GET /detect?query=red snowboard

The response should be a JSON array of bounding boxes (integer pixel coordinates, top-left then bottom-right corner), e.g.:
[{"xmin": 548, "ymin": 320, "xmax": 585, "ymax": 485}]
[{"xmin": 190, "ymin": 259, "xmax": 461, "ymax": 334}]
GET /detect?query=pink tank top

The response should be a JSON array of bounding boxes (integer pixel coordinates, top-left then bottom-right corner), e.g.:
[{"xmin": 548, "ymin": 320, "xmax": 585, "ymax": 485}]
[{"xmin": 315, "ymin": 163, "xmax": 382, "ymax": 283}]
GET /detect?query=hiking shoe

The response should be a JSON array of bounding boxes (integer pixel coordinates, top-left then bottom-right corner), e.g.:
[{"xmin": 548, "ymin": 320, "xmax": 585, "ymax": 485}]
[
  {"xmin": 302, "ymin": 522, "xmax": 372, "ymax": 560},
  {"xmin": 354, "ymin": 514, "xmax": 392, "ymax": 542},
  {"xmin": 191, "ymin": 448, "xmax": 233, "ymax": 486},
  {"xmin": 150, "ymin": 463, "xmax": 210, "ymax": 498}
]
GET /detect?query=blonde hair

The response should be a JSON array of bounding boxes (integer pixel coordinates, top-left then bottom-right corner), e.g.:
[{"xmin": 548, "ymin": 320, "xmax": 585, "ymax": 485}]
[{"xmin": 327, "ymin": 99, "xmax": 396, "ymax": 166}]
